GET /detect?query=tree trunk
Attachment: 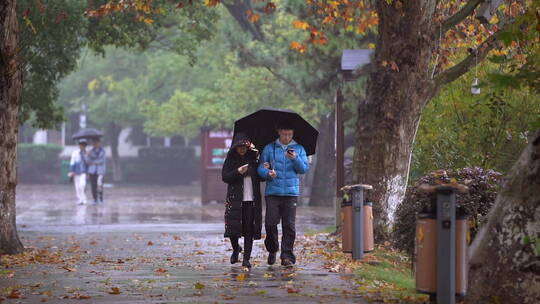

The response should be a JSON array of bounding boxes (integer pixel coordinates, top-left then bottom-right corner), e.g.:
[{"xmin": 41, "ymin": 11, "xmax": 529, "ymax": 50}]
[
  {"xmin": 466, "ymin": 129, "xmax": 540, "ymax": 303},
  {"xmin": 0, "ymin": 0, "xmax": 24, "ymax": 254},
  {"xmin": 353, "ymin": 0, "xmax": 438, "ymax": 240},
  {"xmin": 108, "ymin": 122, "xmax": 122, "ymax": 182},
  {"xmin": 310, "ymin": 111, "xmax": 336, "ymax": 206}
]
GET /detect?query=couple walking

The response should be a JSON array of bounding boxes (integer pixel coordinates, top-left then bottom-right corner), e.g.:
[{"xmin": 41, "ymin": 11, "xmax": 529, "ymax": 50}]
[
  {"xmin": 222, "ymin": 122, "xmax": 309, "ymax": 268},
  {"xmin": 68, "ymin": 138, "xmax": 106, "ymax": 205}
]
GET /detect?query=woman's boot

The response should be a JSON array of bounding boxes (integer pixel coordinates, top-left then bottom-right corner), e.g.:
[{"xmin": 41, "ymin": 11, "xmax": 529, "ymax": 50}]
[
  {"xmin": 230, "ymin": 237, "xmax": 241, "ymax": 264},
  {"xmin": 242, "ymin": 237, "xmax": 253, "ymax": 268}
]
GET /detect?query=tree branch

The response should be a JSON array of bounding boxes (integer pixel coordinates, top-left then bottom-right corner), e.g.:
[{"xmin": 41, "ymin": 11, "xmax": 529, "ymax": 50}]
[
  {"xmin": 439, "ymin": 0, "xmax": 483, "ymax": 33},
  {"xmin": 224, "ymin": 0, "xmax": 265, "ymax": 42},
  {"xmin": 434, "ymin": 22, "xmax": 511, "ymax": 86},
  {"xmin": 236, "ymin": 44, "xmax": 302, "ymax": 95}
]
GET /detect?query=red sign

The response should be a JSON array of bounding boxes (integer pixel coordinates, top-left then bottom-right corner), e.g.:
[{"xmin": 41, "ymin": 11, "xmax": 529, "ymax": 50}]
[{"xmin": 204, "ymin": 130, "xmax": 233, "ymax": 169}]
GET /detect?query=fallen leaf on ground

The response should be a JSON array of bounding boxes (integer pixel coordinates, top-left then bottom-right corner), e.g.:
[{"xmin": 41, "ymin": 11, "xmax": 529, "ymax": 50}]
[
  {"xmin": 62, "ymin": 266, "xmax": 77, "ymax": 272},
  {"xmin": 109, "ymin": 287, "xmax": 121, "ymax": 294},
  {"xmin": 147, "ymin": 241, "xmax": 154, "ymax": 246},
  {"xmin": 221, "ymin": 294, "xmax": 235, "ymax": 300},
  {"xmin": 7, "ymin": 289, "xmax": 22, "ymax": 299},
  {"xmin": 155, "ymin": 268, "xmax": 168, "ymax": 273},
  {"xmin": 287, "ymin": 287, "xmax": 300, "ymax": 293},
  {"xmin": 236, "ymin": 273, "xmax": 247, "ymax": 281},
  {"xmin": 193, "ymin": 282, "xmax": 205, "ymax": 290}
]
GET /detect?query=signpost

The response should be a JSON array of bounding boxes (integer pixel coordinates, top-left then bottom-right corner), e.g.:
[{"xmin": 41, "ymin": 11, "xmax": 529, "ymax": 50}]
[{"xmin": 200, "ymin": 129, "xmax": 233, "ymax": 205}]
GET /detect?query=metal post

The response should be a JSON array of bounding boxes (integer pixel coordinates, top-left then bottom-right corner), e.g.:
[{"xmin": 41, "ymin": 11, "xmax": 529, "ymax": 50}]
[
  {"xmin": 335, "ymin": 88, "xmax": 345, "ymax": 198},
  {"xmin": 351, "ymin": 186, "xmax": 364, "ymax": 260},
  {"xmin": 436, "ymin": 187, "xmax": 456, "ymax": 304}
]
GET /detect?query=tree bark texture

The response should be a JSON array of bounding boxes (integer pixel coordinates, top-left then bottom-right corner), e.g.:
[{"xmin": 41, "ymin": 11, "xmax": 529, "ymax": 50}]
[
  {"xmin": 310, "ymin": 111, "xmax": 336, "ymax": 206},
  {"xmin": 0, "ymin": 0, "xmax": 24, "ymax": 254},
  {"xmin": 353, "ymin": 0, "xmax": 438, "ymax": 239},
  {"xmin": 108, "ymin": 122, "xmax": 123, "ymax": 182},
  {"xmin": 466, "ymin": 129, "xmax": 540, "ymax": 304}
]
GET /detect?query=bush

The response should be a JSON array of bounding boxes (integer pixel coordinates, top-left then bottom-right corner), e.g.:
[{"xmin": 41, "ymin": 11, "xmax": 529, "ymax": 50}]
[
  {"xmin": 120, "ymin": 147, "xmax": 200, "ymax": 185},
  {"xmin": 138, "ymin": 146, "xmax": 195, "ymax": 161},
  {"xmin": 392, "ymin": 167, "xmax": 502, "ymax": 256},
  {"xmin": 17, "ymin": 144, "xmax": 63, "ymax": 183}
]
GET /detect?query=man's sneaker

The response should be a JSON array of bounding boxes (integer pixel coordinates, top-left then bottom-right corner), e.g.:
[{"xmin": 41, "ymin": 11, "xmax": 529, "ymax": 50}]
[
  {"xmin": 281, "ymin": 258, "xmax": 293, "ymax": 267},
  {"xmin": 267, "ymin": 252, "xmax": 276, "ymax": 265}
]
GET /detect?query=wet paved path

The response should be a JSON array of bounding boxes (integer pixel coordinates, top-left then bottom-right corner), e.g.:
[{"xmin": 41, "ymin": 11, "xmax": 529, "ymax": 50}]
[{"xmin": 1, "ymin": 185, "xmax": 366, "ymax": 303}]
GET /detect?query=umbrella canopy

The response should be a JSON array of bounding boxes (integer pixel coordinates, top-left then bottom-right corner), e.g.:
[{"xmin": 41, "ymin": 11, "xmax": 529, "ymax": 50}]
[
  {"xmin": 71, "ymin": 128, "xmax": 103, "ymax": 141},
  {"xmin": 233, "ymin": 108, "xmax": 319, "ymax": 156}
]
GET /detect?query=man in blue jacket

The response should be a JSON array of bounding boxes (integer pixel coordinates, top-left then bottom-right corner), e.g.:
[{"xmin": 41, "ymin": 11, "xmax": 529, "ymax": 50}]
[{"xmin": 258, "ymin": 123, "xmax": 310, "ymax": 266}]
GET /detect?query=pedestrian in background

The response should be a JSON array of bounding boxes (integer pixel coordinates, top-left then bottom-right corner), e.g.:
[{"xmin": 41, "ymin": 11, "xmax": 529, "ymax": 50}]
[
  {"xmin": 68, "ymin": 139, "xmax": 88, "ymax": 205},
  {"xmin": 222, "ymin": 133, "xmax": 263, "ymax": 268},
  {"xmin": 87, "ymin": 138, "xmax": 106, "ymax": 204}
]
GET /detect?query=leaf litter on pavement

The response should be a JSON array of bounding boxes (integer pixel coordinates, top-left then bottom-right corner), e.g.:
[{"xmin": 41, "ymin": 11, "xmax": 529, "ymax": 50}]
[{"xmin": 2, "ymin": 229, "xmax": 429, "ymax": 303}]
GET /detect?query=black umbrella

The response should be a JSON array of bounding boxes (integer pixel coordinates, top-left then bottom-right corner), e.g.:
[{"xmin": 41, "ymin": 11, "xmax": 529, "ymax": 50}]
[
  {"xmin": 71, "ymin": 128, "xmax": 103, "ymax": 141},
  {"xmin": 233, "ymin": 108, "xmax": 319, "ymax": 156}
]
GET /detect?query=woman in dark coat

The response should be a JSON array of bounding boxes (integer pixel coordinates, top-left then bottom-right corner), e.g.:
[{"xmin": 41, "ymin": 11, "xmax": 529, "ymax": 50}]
[{"xmin": 222, "ymin": 133, "xmax": 263, "ymax": 268}]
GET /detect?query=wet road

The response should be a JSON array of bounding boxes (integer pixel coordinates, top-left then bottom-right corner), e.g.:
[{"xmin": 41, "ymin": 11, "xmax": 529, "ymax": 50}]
[{"xmin": 2, "ymin": 184, "xmax": 366, "ymax": 303}]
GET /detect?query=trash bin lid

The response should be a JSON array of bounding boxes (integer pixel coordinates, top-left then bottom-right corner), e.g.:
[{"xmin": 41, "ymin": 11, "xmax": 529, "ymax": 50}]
[{"xmin": 341, "ymin": 200, "xmax": 352, "ymax": 207}]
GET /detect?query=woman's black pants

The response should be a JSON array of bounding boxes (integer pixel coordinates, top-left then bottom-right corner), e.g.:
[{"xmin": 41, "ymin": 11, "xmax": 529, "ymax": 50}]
[{"xmin": 229, "ymin": 201, "xmax": 254, "ymax": 260}]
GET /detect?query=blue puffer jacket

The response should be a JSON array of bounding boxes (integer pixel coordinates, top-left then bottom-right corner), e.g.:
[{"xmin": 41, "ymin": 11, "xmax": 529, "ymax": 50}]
[{"xmin": 257, "ymin": 140, "xmax": 309, "ymax": 196}]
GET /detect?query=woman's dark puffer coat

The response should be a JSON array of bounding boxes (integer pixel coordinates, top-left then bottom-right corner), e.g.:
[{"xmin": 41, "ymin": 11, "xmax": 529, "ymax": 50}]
[{"xmin": 222, "ymin": 149, "xmax": 263, "ymax": 239}]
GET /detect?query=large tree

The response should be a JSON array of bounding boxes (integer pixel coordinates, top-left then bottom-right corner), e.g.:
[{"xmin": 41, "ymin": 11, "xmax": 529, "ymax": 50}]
[
  {"xmin": 0, "ymin": 0, "xmax": 218, "ymax": 254},
  {"xmin": 346, "ymin": 0, "xmax": 533, "ymax": 237},
  {"xmin": 466, "ymin": 128, "xmax": 540, "ymax": 303},
  {"xmin": 0, "ymin": 0, "xmax": 24, "ymax": 254}
]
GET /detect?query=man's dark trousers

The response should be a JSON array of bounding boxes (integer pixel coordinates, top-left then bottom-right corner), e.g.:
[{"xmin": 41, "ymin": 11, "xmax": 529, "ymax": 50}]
[{"xmin": 264, "ymin": 195, "xmax": 297, "ymax": 263}]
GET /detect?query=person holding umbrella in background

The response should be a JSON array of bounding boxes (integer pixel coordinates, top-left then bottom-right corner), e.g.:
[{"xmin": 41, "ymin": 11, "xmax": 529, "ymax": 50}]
[
  {"xmin": 68, "ymin": 139, "xmax": 89, "ymax": 205},
  {"xmin": 70, "ymin": 128, "xmax": 104, "ymax": 205},
  {"xmin": 87, "ymin": 138, "xmax": 106, "ymax": 204},
  {"xmin": 221, "ymin": 133, "xmax": 263, "ymax": 268}
]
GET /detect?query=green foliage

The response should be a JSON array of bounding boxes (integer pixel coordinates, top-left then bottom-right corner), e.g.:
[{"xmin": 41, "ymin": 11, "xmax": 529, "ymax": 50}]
[
  {"xmin": 17, "ymin": 143, "xmax": 62, "ymax": 162},
  {"xmin": 17, "ymin": 0, "xmax": 87, "ymax": 129},
  {"xmin": 18, "ymin": 0, "xmax": 218, "ymax": 129},
  {"xmin": 412, "ymin": 63, "xmax": 540, "ymax": 176},
  {"xmin": 485, "ymin": 1, "xmax": 540, "ymax": 94},
  {"xmin": 393, "ymin": 167, "xmax": 502, "ymax": 256}
]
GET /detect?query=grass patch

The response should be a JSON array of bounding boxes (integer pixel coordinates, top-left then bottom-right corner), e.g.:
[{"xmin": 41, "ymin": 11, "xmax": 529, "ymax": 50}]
[
  {"xmin": 304, "ymin": 226, "xmax": 335, "ymax": 236},
  {"xmin": 355, "ymin": 246, "xmax": 428, "ymax": 303}
]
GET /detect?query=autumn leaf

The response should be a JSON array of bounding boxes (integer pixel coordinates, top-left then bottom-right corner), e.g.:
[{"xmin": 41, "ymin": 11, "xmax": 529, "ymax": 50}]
[
  {"xmin": 292, "ymin": 20, "xmax": 310, "ymax": 30},
  {"xmin": 109, "ymin": 287, "xmax": 121, "ymax": 295},
  {"xmin": 62, "ymin": 266, "xmax": 77, "ymax": 272},
  {"xmin": 204, "ymin": 0, "xmax": 221, "ymax": 7},
  {"xmin": 263, "ymin": 2, "xmax": 276, "ymax": 14},
  {"xmin": 7, "ymin": 289, "xmax": 22, "ymax": 299},
  {"xmin": 155, "ymin": 268, "xmax": 168, "ymax": 273},
  {"xmin": 236, "ymin": 273, "xmax": 247, "ymax": 281},
  {"xmin": 287, "ymin": 287, "xmax": 300, "ymax": 293},
  {"xmin": 194, "ymin": 281, "xmax": 205, "ymax": 289},
  {"xmin": 246, "ymin": 10, "xmax": 260, "ymax": 23},
  {"xmin": 389, "ymin": 61, "xmax": 400, "ymax": 72},
  {"xmin": 368, "ymin": 43, "xmax": 376, "ymax": 49},
  {"xmin": 221, "ymin": 294, "xmax": 236, "ymax": 300},
  {"xmin": 290, "ymin": 41, "xmax": 306, "ymax": 53},
  {"xmin": 147, "ymin": 241, "xmax": 154, "ymax": 246}
]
